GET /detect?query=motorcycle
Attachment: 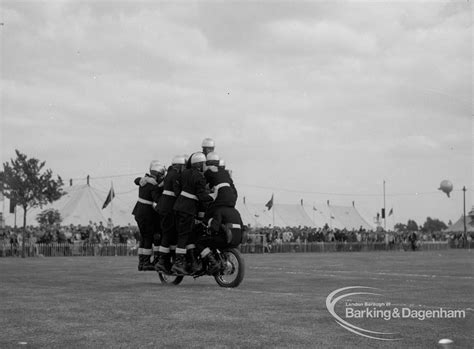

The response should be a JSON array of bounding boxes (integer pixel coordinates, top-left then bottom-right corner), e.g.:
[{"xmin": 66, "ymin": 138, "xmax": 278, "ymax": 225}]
[{"xmin": 157, "ymin": 247, "xmax": 245, "ymax": 288}]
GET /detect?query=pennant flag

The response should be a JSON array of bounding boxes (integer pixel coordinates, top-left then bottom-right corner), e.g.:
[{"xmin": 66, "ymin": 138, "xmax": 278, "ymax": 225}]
[
  {"xmin": 265, "ymin": 194, "xmax": 274, "ymax": 210},
  {"xmin": 330, "ymin": 215, "xmax": 335, "ymax": 219},
  {"xmin": 389, "ymin": 208, "xmax": 393, "ymax": 216},
  {"xmin": 102, "ymin": 183, "xmax": 115, "ymax": 209},
  {"xmin": 312, "ymin": 206, "xmax": 317, "ymax": 211}
]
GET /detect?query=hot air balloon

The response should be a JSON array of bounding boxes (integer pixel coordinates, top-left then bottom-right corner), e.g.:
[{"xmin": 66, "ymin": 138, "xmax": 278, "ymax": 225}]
[{"xmin": 439, "ymin": 180, "xmax": 453, "ymax": 197}]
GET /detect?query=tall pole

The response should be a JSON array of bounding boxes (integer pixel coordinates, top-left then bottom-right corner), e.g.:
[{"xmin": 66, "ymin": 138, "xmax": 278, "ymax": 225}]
[
  {"xmin": 1, "ymin": 192, "xmax": 5, "ymax": 229},
  {"xmin": 383, "ymin": 180, "xmax": 386, "ymax": 230},
  {"xmin": 110, "ymin": 181, "xmax": 114, "ymax": 235},
  {"xmin": 110, "ymin": 200, "xmax": 114, "ymax": 235},
  {"xmin": 22, "ymin": 206, "xmax": 26, "ymax": 258},
  {"xmin": 463, "ymin": 186, "xmax": 467, "ymax": 238},
  {"xmin": 272, "ymin": 202, "xmax": 275, "ymax": 228}
]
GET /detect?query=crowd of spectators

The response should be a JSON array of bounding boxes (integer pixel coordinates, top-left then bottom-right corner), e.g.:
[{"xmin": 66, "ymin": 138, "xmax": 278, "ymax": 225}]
[
  {"xmin": 0, "ymin": 220, "xmax": 140, "ymax": 256},
  {"xmin": 246, "ymin": 224, "xmax": 471, "ymax": 249},
  {"xmin": 1, "ymin": 221, "xmax": 471, "ymax": 256}
]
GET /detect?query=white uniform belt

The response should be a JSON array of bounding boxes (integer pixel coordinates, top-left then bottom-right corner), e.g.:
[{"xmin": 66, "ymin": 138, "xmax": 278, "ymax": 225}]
[
  {"xmin": 137, "ymin": 198, "xmax": 153, "ymax": 205},
  {"xmin": 163, "ymin": 190, "xmax": 176, "ymax": 197},
  {"xmin": 214, "ymin": 183, "xmax": 231, "ymax": 191},
  {"xmin": 230, "ymin": 224, "xmax": 241, "ymax": 229},
  {"xmin": 181, "ymin": 191, "xmax": 198, "ymax": 200}
]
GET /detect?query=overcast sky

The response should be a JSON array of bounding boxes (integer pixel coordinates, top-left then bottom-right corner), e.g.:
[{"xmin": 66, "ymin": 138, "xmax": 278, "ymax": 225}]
[{"xmin": 1, "ymin": 0, "xmax": 472, "ymax": 227}]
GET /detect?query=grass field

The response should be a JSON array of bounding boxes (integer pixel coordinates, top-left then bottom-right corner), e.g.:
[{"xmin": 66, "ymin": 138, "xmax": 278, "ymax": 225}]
[{"xmin": 0, "ymin": 250, "xmax": 472, "ymax": 348}]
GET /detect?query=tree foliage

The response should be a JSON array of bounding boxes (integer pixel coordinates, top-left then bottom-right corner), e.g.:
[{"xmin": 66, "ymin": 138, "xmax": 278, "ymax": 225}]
[
  {"xmin": 1, "ymin": 150, "xmax": 64, "ymax": 211},
  {"xmin": 394, "ymin": 223, "xmax": 407, "ymax": 232},
  {"xmin": 407, "ymin": 219, "xmax": 419, "ymax": 232},
  {"xmin": 393, "ymin": 220, "xmax": 418, "ymax": 233},
  {"xmin": 37, "ymin": 208, "xmax": 62, "ymax": 226},
  {"xmin": 421, "ymin": 217, "xmax": 447, "ymax": 233},
  {"xmin": 1, "ymin": 150, "xmax": 64, "ymax": 257}
]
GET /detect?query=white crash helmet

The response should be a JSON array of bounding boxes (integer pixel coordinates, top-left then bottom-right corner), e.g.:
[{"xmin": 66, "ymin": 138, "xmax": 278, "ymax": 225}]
[
  {"xmin": 206, "ymin": 152, "xmax": 220, "ymax": 166},
  {"xmin": 201, "ymin": 138, "xmax": 215, "ymax": 155},
  {"xmin": 190, "ymin": 152, "xmax": 206, "ymax": 165},
  {"xmin": 149, "ymin": 160, "xmax": 166, "ymax": 175},
  {"xmin": 201, "ymin": 138, "xmax": 215, "ymax": 148},
  {"xmin": 172, "ymin": 155, "xmax": 186, "ymax": 165}
]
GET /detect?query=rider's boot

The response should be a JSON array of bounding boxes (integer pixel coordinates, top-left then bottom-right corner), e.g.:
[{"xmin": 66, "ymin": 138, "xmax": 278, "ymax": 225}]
[
  {"xmin": 169, "ymin": 246, "xmax": 176, "ymax": 265},
  {"xmin": 138, "ymin": 253, "xmax": 144, "ymax": 271},
  {"xmin": 201, "ymin": 248, "xmax": 220, "ymax": 275},
  {"xmin": 171, "ymin": 251, "xmax": 188, "ymax": 275},
  {"xmin": 152, "ymin": 247, "xmax": 160, "ymax": 267},
  {"xmin": 186, "ymin": 248, "xmax": 201, "ymax": 275},
  {"xmin": 155, "ymin": 251, "xmax": 172, "ymax": 274},
  {"xmin": 140, "ymin": 250, "xmax": 155, "ymax": 271}
]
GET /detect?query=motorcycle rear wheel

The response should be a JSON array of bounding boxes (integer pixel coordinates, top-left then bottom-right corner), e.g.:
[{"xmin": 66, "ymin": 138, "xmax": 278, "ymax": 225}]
[{"xmin": 158, "ymin": 271, "xmax": 184, "ymax": 285}]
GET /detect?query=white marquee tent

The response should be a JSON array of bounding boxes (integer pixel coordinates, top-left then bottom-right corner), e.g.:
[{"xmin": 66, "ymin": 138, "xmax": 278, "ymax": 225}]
[
  {"xmin": 3, "ymin": 184, "xmax": 135, "ymax": 227},
  {"xmin": 236, "ymin": 201, "xmax": 373, "ymax": 230},
  {"xmin": 444, "ymin": 206, "xmax": 474, "ymax": 233}
]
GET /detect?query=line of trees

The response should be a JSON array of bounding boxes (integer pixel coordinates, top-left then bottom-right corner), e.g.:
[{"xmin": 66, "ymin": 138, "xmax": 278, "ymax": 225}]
[{"xmin": 394, "ymin": 217, "xmax": 449, "ymax": 234}]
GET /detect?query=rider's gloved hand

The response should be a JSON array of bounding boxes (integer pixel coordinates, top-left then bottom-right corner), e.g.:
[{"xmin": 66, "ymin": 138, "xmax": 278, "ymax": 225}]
[{"xmin": 139, "ymin": 176, "xmax": 158, "ymax": 186}]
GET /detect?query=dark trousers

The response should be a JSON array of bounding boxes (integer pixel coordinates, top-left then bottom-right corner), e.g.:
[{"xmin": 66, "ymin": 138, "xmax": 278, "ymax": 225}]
[
  {"xmin": 196, "ymin": 230, "xmax": 242, "ymax": 253},
  {"xmin": 160, "ymin": 211, "xmax": 177, "ymax": 248},
  {"xmin": 135, "ymin": 216, "xmax": 155, "ymax": 250},
  {"xmin": 197, "ymin": 234, "xmax": 228, "ymax": 252},
  {"xmin": 175, "ymin": 211, "xmax": 195, "ymax": 249},
  {"xmin": 153, "ymin": 215, "xmax": 162, "ymax": 247},
  {"xmin": 204, "ymin": 203, "xmax": 234, "ymax": 222}
]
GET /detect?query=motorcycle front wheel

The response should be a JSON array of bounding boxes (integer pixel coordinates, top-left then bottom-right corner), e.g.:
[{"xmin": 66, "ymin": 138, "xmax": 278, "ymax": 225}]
[{"xmin": 214, "ymin": 248, "xmax": 245, "ymax": 288}]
